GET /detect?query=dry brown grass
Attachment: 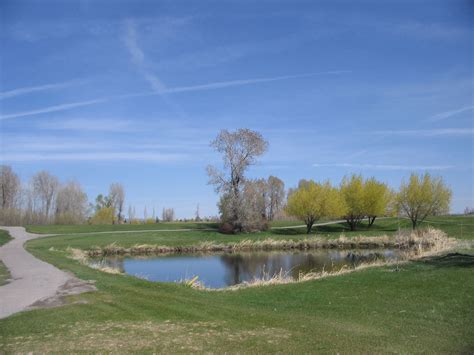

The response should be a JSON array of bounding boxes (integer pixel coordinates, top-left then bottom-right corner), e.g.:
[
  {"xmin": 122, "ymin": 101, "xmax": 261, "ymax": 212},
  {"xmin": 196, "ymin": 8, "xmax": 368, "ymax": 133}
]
[{"xmin": 85, "ymin": 227, "xmax": 456, "ymax": 257}]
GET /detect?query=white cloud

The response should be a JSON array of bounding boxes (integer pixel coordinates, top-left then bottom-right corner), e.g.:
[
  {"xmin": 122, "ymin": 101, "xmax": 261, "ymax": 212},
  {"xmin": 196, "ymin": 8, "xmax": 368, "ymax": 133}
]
[
  {"xmin": 0, "ymin": 152, "xmax": 188, "ymax": 162},
  {"xmin": 0, "ymin": 98, "xmax": 107, "ymax": 120},
  {"xmin": 0, "ymin": 80, "xmax": 80, "ymax": 100},
  {"xmin": 38, "ymin": 118, "xmax": 136, "ymax": 132},
  {"xmin": 313, "ymin": 163, "xmax": 454, "ymax": 171},
  {"xmin": 122, "ymin": 19, "xmax": 167, "ymax": 93},
  {"xmin": 429, "ymin": 105, "xmax": 474, "ymax": 122},
  {"xmin": 374, "ymin": 128, "xmax": 473, "ymax": 137}
]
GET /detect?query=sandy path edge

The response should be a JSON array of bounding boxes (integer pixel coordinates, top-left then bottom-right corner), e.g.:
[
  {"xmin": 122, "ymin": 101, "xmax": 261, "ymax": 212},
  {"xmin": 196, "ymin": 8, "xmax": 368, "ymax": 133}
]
[{"xmin": 0, "ymin": 226, "xmax": 96, "ymax": 319}]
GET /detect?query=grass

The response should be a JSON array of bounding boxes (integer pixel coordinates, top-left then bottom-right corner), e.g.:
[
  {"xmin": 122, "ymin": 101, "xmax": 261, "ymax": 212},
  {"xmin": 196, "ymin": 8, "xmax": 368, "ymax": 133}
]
[
  {"xmin": 0, "ymin": 216, "xmax": 472, "ymax": 352},
  {"xmin": 0, "ymin": 230, "xmax": 12, "ymax": 247},
  {"xmin": 0, "ymin": 230, "xmax": 12, "ymax": 286},
  {"xmin": 0, "ymin": 260, "xmax": 10, "ymax": 286},
  {"xmin": 26, "ymin": 221, "xmax": 219, "ymax": 234}
]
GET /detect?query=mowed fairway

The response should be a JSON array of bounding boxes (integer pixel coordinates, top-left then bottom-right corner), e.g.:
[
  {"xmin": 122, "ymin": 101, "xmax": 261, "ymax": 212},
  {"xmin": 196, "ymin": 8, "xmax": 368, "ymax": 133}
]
[{"xmin": 0, "ymin": 216, "xmax": 473, "ymax": 353}]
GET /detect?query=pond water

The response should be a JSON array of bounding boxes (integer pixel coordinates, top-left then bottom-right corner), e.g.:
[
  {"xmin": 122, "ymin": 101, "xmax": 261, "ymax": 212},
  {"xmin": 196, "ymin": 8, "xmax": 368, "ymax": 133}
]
[{"xmin": 91, "ymin": 249, "xmax": 402, "ymax": 288}]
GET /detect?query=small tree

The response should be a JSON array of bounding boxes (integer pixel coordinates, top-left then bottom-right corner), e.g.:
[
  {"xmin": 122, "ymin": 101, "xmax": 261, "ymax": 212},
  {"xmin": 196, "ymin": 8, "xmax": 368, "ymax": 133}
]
[
  {"xmin": 267, "ymin": 175, "xmax": 285, "ymax": 221},
  {"xmin": 286, "ymin": 180, "xmax": 345, "ymax": 234},
  {"xmin": 340, "ymin": 175, "xmax": 366, "ymax": 231},
  {"xmin": 396, "ymin": 173, "xmax": 451, "ymax": 229},
  {"xmin": 90, "ymin": 207, "xmax": 116, "ymax": 224},
  {"xmin": 363, "ymin": 178, "xmax": 393, "ymax": 227}
]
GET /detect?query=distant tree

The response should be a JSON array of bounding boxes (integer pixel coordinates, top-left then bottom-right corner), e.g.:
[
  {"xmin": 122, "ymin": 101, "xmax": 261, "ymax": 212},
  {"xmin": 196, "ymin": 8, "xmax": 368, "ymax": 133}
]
[
  {"xmin": 90, "ymin": 207, "xmax": 116, "ymax": 225},
  {"xmin": 364, "ymin": 178, "xmax": 393, "ymax": 227},
  {"xmin": 95, "ymin": 194, "xmax": 112, "ymax": 211},
  {"xmin": 0, "ymin": 165, "xmax": 20, "ymax": 210},
  {"xmin": 128, "ymin": 205, "xmax": 134, "ymax": 223},
  {"xmin": 109, "ymin": 183, "xmax": 125, "ymax": 223},
  {"xmin": 396, "ymin": 173, "xmax": 451, "ymax": 229},
  {"xmin": 340, "ymin": 175, "xmax": 366, "ymax": 231},
  {"xmin": 195, "ymin": 204, "xmax": 201, "ymax": 222},
  {"xmin": 267, "ymin": 176, "xmax": 285, "ymax": 221},
  {"xmin": 55, "ymin": 181, "xmax": 88, "ymax": 224},
  {"xmin": 207, "ymin": 128, "xmax": 268, "ymax": 232},
  {"xmin": 286, "ymin": 180, "xmax": 345, "ymax": 234},
  {"xmin": 464, "ymin": 207, "xmax": 474, "ymax": 215},
  {"xmin": 32, "ymin": 170, "xmax": 59, "ymax": 220},
  {"xmin": 162, "ymin": 207, "xmax": 175, "ymax": 222}
]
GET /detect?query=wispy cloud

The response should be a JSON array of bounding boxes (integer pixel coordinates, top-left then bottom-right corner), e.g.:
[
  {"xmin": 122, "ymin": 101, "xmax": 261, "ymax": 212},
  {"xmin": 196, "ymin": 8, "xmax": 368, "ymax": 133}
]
[
  {"xmin": 122, "ymin": 19, "xmax": 167, "ymax": 92},
  {"xmin": 374, "ymin": 128, "xmax": 474, "ymax": 137},
  {"xmin": 0, "ymin": 98, "xmax": 107, "ymax": 121},
  {"xmin": 313, "ymin": 163, "xmax": 454, "ymax": 171},
  {"xmin": 0, "ymin": 71, "xmax": 349, "ymax": 120},
  {"xmin": 429, "ymin": 105, "xmax": 474, "ymax": 122},
  {"xmin": 165, "ymin": 71, "xmax": 349, "ymax": 94},
  {"xmin": 0, "ymin": 152, "xmax": 187, "ymax": 162},
  {"xmin": 38, "ymin": 118, "xmax": 136, "ymax": 132},
  {"xmin": 0, "ymin": 80, "xmax": 80, "ymax": 100}
]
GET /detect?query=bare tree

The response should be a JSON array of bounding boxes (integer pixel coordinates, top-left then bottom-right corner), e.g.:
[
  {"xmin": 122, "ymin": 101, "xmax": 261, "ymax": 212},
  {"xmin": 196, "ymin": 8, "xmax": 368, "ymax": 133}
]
[
  {"xmin": 162, "ymin": 207, "xmax": 175, "ymax": 222},
  {"xmin": 267, "ymin": 176, "xmax": 285, "ymax": 221},
  {"xmin": 109, "ymin": 183, "xmax": 125, "ymax": 222},
  {"xmin": 32, "ymin": 171, "xmax": 59, "ymax": 221},
  {"xmin": 0, "ymin": 165, "xmax": 20, "ymax": 210},
  {"xmin": 195, "ymin": 203, "xmax": 201, "ymax": 221},
  {"xmin": 55, "ymin": 181, "xmax": 88, "ymax": 224},
  {"xmin": 207, "ymin": 129, "xmax": 268, "ymax": 232}
]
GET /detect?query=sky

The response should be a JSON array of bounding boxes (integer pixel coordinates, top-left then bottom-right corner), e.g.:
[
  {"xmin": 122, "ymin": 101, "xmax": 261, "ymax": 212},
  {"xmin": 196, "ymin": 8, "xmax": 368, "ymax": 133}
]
[{"xmin": 0, "ymin": 0, "xmax": 473, "ymax": 218}]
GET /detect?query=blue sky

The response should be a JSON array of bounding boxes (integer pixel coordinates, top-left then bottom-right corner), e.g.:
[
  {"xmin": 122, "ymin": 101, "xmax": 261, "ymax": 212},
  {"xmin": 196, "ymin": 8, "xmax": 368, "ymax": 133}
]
[{"xmin": 0, "ymin": 0, "xmax": 472, "ymax": 217}]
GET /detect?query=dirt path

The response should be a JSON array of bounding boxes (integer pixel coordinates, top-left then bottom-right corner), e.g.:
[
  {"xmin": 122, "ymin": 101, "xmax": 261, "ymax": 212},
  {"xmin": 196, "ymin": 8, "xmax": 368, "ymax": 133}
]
[{"xmin": 0, "ymin": 227, "xmax": 95, "ymax": 319}]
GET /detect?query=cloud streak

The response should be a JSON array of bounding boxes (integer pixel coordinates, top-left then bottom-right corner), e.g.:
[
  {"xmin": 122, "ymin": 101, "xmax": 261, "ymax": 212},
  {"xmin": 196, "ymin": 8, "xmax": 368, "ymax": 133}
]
[
  {"xmin": 0, "ymin": 99, "xmax": 107, "ymax": 121},
  {"xmin": 313, "ymin": 163, "xmax": 454, "ymax": 171},
  {"xmin": 122, "ymin": 19, "xmax": 167, "ymax": 92},
  {"xmin": 429, "ymin": 105, "xmax": 474, "ymax": 122},
  {"xmin": 0, "ymin": 80, "xmax": 80, "ymax": 100},
  {"xmin": 374, "ymin": 128, "xmax": 473, "ymax": 137},
  {"xmin": 0, "ymin": 71, "xmax": 349, "ymax": 120},
  {"xmin": 0, "ymin": 152, "xmax": 187, "ymax": 162}
]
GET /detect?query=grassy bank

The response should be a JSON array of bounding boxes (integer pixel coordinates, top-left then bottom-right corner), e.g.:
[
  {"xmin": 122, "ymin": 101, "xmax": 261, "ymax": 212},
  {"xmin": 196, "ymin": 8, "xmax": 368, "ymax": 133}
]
[
  {"xmin": 0, "ymin": 230, "xmax": 12, "ymax": 247},
  {"xmin": 0, "ymin": 261, "xmax": 10, "ymax": 286},
  {"xmin": 0, "ymin": 216, "xmax": 472, "ymax": 352}
]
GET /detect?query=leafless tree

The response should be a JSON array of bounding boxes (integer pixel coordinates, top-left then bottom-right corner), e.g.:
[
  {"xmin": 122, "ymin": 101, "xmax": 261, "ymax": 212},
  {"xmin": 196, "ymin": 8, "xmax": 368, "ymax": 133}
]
[
  {"xmin": 109, "ymin": 183, "xmax": 125, "ymax": 222},
  {"xmin": 162, "ymin": 207, "xmax": 175, "ymax": 222},
  {"xmin": 55, "ymin": 181, "xmax": 88, "ymax": 224},
  {"xmin": 267, "ymin": 176, "xmax": 285, "ymax": 221},
  {"xmin": 0, "ymin": 165, "xmax": 20, "ymax": 210},
  {"xmin": 32, "ymin": 171, "xmax": 59, "ymax": 221},
  {"xmin": 207, "ymin": 129, "xmax": 268, "ymax": 231},
  {"xmin": 195, "ymin": 203, "xmax": 201, "ymax": 221}
]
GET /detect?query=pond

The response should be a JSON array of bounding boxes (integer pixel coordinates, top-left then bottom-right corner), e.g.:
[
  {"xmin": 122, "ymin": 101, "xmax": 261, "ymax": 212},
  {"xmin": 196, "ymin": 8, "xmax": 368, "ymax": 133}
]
[{"xmin": 91, "ymin": 249, "xmax": 403, "ymax": 288}]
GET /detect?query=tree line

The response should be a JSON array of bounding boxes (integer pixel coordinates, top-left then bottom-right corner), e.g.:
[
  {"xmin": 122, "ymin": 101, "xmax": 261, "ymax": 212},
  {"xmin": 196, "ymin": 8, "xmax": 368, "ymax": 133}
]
[
  {"xmin": 207, "ymin": 129, "xmax": 452, "ymax": 233},
  {"xmin": 0, "ymin": 166, "xmax": 183, "ymax": 225}
]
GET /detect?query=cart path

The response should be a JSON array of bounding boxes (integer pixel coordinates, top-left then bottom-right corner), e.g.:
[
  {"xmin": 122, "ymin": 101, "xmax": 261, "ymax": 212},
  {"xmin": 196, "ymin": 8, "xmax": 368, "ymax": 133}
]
[{"xmin": 0, "ymin": 226, "xmax": 95, "ymax": 319}]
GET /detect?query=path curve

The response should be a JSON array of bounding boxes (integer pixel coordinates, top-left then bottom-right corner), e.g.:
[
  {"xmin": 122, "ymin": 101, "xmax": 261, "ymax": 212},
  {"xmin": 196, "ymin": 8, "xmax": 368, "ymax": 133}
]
[{"xmin": 0, "ymin": 227, "xmax": 95, "ymax": 319}]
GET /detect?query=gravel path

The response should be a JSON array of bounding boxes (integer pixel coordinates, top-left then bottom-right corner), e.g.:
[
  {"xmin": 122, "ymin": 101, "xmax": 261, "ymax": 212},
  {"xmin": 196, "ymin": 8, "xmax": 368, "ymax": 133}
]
[{"xmin": 0, "ymin": 227, "xmax": 95, "ymax": 319}]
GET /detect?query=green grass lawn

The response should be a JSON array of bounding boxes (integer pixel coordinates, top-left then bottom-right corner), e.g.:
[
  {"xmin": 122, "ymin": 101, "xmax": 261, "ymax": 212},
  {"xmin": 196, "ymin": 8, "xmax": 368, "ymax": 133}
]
[
  {"xmin": 0, "ymin": 260, "xmax": 10, "ymax": 286},
  {"xmin": 0, "ymin": 230, "xmax": 12, "ymax": 286},
  {"xmin": 0, "ymin": 230, "xmax": 12, "ymax": 247},
  {"xmin": 0, "ymin": 216, "xmax": 473, "ymax": 352}
]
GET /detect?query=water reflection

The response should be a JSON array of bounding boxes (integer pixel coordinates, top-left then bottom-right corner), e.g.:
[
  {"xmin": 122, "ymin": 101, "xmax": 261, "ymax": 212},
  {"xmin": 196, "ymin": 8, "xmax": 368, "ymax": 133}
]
[{"xmin": 91, "ymin": 249, "xmax": 401, "ymax": 288}]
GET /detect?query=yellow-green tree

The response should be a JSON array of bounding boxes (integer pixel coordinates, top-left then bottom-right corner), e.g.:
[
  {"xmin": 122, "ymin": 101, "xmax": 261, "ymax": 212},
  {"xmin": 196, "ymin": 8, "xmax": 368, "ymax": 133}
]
[
  {"xmin": 396, "ymin": 173, "xmax": 451, "ymax": 229},
  {"xmin": 286, "ymin": 180, "xmax": 345, "ymax": 234},
  {"xmin": 340, "ymin": 175, "xmax": 366, "ymax": 231},
  {"xmin": 90, "ymin": 207, "xmax": 116, "ymax": 225},
  {"xmin": 364, "ymin": 178, "xmax": 393, "ymax": 227}
]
